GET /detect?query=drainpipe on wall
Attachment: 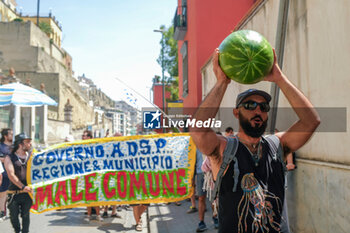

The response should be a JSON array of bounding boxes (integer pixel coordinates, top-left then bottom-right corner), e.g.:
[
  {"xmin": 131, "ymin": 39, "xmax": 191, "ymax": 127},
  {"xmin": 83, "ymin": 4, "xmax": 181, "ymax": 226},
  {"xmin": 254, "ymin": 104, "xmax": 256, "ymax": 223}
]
[{"xmin": 268, "ymin": 0, "xmax": 290, "ymax": 134}]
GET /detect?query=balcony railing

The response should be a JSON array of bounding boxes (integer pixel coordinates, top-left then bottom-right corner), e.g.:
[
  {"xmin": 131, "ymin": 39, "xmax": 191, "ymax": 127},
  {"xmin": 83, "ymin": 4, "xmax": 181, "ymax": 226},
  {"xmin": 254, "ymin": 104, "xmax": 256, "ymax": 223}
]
[{"xmin": 173, "ymin": 5, "xmax": 187, "ymax": 41}]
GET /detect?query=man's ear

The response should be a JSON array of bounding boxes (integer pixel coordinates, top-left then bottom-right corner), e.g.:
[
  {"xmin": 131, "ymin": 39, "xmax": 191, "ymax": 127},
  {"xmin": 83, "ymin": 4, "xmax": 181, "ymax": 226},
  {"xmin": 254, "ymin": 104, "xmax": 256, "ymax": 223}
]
[{"xmin": 233, "ymin": 108, "xmax": 239, "ymax": 119}]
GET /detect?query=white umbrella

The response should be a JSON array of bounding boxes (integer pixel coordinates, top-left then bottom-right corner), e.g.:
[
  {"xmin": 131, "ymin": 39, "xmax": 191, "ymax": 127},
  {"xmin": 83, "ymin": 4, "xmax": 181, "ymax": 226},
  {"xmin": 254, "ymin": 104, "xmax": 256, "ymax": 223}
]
[
  {"xmin": 0, "ymin": 82, "xmax": 58, "ymax": 139},
  {"xmin": 0, "ymin": 82, "xmax": 57, "ymax": 107}
]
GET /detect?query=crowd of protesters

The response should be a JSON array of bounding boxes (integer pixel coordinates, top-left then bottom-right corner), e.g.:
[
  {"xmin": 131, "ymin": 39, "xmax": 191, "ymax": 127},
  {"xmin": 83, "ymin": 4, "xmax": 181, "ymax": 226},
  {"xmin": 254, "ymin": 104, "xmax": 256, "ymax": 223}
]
[
  {"xmin": 0, "ymin": 126, "xmax": 297, "ymax": 232},
  {"xmin": 0, "ymin": 128, "xmax": 217, "ymax": 232}
]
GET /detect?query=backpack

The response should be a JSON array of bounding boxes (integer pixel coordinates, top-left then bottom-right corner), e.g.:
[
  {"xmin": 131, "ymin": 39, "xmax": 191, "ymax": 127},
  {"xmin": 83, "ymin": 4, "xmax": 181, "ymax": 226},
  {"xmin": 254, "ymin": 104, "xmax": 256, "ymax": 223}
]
[
  {"xmin": 210, "ymin": 135, "xmax": 290, "ymax": 232},
  {"xmin": 210, "ymin": 135, "xmax": 286, "ymax": 202}
]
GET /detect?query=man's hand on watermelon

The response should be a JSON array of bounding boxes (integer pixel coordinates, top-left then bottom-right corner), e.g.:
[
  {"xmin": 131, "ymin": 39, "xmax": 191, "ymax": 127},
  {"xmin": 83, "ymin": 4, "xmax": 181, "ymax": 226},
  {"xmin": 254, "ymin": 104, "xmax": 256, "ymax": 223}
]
[
  {"xmin": 264, "ymin": 49, "xmax": 320, "ymax": 156},
  {"xmin": 189, "ymin": 48, "xmax": 231, "ymax": 158},
  {"xmin": 263, "ymin": 48, "xmax": 285, "ymax": 84},
  {"xmin": 213, "ymin": 48, "xmax": 231, "ymax": 85}
]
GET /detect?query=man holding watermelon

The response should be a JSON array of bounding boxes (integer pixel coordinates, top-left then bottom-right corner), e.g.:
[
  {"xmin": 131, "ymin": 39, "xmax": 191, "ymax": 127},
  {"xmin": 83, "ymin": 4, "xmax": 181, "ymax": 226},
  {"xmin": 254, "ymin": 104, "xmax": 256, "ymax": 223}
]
[{"xmin": 190, "ymin": 41, "xmax": 320, "ymax": 232}]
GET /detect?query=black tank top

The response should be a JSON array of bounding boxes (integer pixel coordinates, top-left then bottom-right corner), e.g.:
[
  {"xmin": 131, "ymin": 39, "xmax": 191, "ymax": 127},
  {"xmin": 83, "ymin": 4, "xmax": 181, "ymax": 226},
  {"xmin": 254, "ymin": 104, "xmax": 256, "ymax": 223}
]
[
  {"xmin": 218, "ymin": 139, "xmax": 285, "ymax": 233},
  {"xmin": 8, "ymin": 153, "xmax": 29, "ymax": 191}
]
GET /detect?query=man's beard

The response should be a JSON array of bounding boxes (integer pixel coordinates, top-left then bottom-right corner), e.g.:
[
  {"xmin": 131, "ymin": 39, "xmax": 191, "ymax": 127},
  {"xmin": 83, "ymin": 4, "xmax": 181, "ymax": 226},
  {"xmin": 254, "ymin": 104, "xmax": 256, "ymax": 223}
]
[
  {"xmin": 239, "ymin": 112, "xmax": 267, "ymax": 138},
  {"xmin": 22, "ymin": 145, "xmax": 31, "ymax": 152},
  {"xmin": 24, "ymin": 146, "xmax": 32, "ymax": 152}
]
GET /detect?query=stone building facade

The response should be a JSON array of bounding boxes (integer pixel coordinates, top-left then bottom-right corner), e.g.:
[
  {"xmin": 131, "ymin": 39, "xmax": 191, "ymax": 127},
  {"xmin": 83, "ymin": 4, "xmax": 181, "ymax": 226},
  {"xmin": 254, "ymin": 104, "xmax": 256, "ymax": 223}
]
[{"xmin": 0, "ymin": 19, "xmax": 113, "ymax": 144}]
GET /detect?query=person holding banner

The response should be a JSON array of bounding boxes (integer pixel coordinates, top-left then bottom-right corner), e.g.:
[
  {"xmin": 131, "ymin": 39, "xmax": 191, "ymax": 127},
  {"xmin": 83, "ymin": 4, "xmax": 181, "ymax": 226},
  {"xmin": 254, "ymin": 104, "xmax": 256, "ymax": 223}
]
[
  {"xmin": 190, "ymin": 49, "xmax": 320, "ymax": 233},
  {"xmin": 4, "ymin": 133, "xmax": 33, "ymax": 233},
  {"xmin": 0, "ymin": 128, "xmax": 13, "ymax": 221}
]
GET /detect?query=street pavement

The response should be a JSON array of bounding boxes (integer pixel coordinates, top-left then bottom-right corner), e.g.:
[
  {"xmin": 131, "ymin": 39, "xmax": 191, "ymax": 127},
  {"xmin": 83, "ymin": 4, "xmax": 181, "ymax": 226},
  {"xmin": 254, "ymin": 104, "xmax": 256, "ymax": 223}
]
[
  {"xmin": 148, "ymin": 200, "xmax": 218, "ymax": 233},
  {"xmin": 0, "ymin": 199, "xmax": 218, "ymax": 233}
]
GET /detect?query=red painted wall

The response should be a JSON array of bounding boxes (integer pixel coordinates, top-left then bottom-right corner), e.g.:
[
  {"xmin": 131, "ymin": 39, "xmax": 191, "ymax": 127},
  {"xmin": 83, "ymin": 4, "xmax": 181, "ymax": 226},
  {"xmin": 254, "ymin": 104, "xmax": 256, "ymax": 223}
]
[
  {"xmin": 153, "ymin": 84, "xmax": 171, "ymax": 111},
  {"xmin": 177, "ymin": 0, "xmax": 256, "ymax": 109}
]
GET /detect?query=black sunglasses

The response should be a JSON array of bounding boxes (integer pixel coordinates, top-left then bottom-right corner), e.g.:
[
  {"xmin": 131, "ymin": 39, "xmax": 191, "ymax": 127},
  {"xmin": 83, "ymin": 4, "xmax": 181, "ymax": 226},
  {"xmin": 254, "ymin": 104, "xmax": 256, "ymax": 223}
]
[{"xmin": 238, "ymin": 100, "xmax": 270, "ymax": 112}]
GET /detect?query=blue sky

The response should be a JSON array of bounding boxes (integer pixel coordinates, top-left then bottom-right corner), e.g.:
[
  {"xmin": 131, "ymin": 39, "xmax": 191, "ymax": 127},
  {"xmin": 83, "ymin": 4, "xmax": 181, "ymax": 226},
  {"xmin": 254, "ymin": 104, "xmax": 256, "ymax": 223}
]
[{"xmin": 16, "ymin": 0, "xmax": 177, "ymax": 108}]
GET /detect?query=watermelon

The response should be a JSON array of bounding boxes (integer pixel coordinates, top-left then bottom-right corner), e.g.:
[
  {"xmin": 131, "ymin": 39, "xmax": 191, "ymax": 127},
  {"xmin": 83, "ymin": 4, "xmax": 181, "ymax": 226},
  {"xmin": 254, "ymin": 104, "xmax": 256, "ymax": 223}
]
[{"xmin": 218, "ymin": 30, "xmax": 274, "ymax": 84}]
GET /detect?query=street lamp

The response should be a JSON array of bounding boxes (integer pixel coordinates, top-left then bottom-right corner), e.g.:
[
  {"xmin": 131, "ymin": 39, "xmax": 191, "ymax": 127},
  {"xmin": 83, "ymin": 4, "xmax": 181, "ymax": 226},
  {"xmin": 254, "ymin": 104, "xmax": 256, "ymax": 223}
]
[
  {"xmin": 36, "ymin": 0, "xmax": 40, "ymax": 26},
  {"xmin": 153, "ymin": 28, "xmax": 165, "ymax": 133}
]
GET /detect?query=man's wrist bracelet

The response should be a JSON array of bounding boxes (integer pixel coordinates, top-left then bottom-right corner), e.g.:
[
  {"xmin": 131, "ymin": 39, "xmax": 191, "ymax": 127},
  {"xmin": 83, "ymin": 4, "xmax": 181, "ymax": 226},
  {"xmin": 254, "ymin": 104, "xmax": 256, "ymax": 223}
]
[{"xmin": 21, "ymin": 185, "xmax": 25, "ymax": 190}]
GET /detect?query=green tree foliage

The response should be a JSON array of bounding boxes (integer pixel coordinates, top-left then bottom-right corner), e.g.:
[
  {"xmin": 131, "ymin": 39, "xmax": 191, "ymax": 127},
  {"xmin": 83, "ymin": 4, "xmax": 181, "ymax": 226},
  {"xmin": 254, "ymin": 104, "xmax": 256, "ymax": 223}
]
[
  {"xmin": 157, "ymin": 25, "xmax": 178, "ymax": 77},
  {"xmin": 13, "ymin": 18, "xmax": 24, "ymax": 22},
  {"xmin": 39, "ymin": 22, "xmax": 53, "ymax": 35},
  {"xmin": 153, "ymin": 75, "xmax": 161, "ymax": 84},
  {"xmin": 156, "ymin": 25, "xmax": 179, "ymax": 102},
  {"xmin": 166, "ymin": 76, "xmax": 179, "ymax": 101}
]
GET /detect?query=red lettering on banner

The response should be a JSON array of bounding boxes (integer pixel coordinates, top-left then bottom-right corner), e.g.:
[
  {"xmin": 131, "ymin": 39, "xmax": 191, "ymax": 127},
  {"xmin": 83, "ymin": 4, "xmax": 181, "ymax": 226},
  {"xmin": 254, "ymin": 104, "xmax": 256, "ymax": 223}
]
[
  {"xmin": 129, "ymin": 172, "xmax": 147, "ymax": 198},
  {"xmin": 32, "ymin": 184, "xmax": 54, "ymax": 210},
  {"xmin": 71, "ymin": 177, "xmax": 83, "ymax": 202},
  {"xmin": 148, "ymin": 173, "xmax": 160, "ymax": 197},
  {"xmin": 162, "ymin": 171, "xmax": 174, "ymax": 196},
  {"xmin": 55, "ymin": 181, "xmax": 68, "ymax": 205},
  {"xmin": 85, "ymin": 173, "xmax": 97, "ymax": 201},
  {"xmin": 103, "ymin": 172, "xmax": 116, "ymax": 199},
  {"xmin": 176, "ymin": 169, "xmax": 187, "ymax": 195},
  {"xmin": 117, "ymin": 171, "xmax": 127, "ymax": 198}
]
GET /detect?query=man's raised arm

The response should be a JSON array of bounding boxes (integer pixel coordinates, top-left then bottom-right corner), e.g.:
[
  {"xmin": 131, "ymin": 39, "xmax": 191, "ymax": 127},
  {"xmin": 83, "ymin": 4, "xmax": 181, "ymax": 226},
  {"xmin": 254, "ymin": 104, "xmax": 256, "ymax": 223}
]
[
  {"xmin": 265, "ymin": 50, "xmax": 321, "ymax": 153},
  {"xmin": 190, "ymin": 49, "xmax": 230, "ymax": 156}
]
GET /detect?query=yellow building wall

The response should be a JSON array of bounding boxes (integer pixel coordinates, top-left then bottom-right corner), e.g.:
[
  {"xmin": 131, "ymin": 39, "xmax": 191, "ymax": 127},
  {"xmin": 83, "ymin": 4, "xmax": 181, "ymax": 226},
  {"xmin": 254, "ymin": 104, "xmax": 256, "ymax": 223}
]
[
  {"xmin": 0, "ymin": 1, "xmax": 18, "ymax": 22},
  {"xmin": 21, "ymin": 16, "xmax": 62, "ymax": 47}
]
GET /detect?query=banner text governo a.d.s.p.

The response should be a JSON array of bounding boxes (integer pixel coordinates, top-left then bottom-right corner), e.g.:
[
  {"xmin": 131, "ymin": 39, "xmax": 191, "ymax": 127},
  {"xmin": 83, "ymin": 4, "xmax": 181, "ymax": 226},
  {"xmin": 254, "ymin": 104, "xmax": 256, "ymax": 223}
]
[{"xmin": 27, "ymin": 133, "xmax": 196, "ymax": 213}]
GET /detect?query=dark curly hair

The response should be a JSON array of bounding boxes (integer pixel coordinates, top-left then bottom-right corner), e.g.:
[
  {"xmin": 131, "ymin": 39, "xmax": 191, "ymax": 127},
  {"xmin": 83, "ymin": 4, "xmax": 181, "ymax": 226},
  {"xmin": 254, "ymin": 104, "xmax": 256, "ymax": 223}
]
[
  {"xmin": 1, "ymin": 128, "xmax": 12, "ymax": 143},
  {"xmin": 11, "ymin": 142, "xmax": 21, "ymax": 154},
  {"xmin": 83, "ymin": 130, "xmax": 93, "ymax": 139}
]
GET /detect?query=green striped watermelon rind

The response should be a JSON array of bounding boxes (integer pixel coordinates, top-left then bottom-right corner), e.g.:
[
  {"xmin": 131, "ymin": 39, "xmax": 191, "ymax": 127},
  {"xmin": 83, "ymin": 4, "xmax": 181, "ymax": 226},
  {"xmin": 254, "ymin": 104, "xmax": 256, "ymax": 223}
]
[{"xmin": 218, "ymin": 30, "xmax": 274, "ymax": 84}]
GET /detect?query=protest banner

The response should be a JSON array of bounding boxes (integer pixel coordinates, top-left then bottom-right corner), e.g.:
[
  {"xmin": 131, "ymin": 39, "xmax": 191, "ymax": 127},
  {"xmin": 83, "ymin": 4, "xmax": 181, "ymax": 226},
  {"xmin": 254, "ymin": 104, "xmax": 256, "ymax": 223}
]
[{"xmin": 27, "ymin": 133, "xmax": 196, "ymax": 213}]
